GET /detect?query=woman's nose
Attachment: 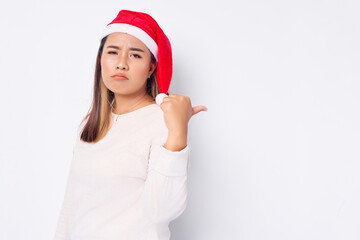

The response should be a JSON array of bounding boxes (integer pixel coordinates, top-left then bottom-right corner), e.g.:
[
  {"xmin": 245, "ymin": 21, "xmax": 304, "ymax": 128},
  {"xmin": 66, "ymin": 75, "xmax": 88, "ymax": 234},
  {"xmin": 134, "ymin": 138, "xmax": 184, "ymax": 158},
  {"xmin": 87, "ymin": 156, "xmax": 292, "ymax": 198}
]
[{"xmin": 117, "ymin": 54, "xmax": 129, "ymax": 70}]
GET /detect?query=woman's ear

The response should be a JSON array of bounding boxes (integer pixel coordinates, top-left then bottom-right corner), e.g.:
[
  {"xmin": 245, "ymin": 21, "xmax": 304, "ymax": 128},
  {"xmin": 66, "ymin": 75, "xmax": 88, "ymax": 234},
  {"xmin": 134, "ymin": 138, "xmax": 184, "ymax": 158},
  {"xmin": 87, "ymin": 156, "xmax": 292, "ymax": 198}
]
[{"xmin": 149, "ymin": 61, "xmax": 157, "ymax": 77}]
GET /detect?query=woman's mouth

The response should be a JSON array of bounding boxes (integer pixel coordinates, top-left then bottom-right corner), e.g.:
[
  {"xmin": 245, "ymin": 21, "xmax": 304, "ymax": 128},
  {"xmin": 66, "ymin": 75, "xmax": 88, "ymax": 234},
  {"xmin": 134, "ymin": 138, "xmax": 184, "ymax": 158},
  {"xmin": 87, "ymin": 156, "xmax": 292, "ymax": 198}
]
[{"xmin": 111, "ymin": 75, "xmax": 128, "ymax": 80}]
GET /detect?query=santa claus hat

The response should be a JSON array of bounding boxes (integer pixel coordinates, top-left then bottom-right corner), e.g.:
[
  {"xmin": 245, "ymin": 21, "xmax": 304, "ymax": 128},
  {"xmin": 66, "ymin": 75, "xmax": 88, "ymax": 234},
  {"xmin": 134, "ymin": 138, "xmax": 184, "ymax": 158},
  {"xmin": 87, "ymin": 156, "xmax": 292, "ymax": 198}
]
[{"xmin": 100, "ymin": 9, "xmax": 171, "ymax": 104}]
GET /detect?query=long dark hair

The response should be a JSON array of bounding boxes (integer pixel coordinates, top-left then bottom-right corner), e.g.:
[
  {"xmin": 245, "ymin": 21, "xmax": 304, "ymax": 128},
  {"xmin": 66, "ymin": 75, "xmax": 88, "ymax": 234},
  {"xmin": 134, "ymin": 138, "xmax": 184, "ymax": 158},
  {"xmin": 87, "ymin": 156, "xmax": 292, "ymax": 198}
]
[{"xmin": 79, "ymin": 35, "xmax": 160, "ymax": 143}]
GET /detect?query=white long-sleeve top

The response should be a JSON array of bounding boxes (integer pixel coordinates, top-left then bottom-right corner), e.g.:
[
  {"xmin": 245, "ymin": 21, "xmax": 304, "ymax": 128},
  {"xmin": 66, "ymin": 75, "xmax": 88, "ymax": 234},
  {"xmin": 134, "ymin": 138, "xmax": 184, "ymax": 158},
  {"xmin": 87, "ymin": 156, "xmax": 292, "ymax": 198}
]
[{"xmin": 53, "ymin": 103, "xmax": 190, "ymax": 240}]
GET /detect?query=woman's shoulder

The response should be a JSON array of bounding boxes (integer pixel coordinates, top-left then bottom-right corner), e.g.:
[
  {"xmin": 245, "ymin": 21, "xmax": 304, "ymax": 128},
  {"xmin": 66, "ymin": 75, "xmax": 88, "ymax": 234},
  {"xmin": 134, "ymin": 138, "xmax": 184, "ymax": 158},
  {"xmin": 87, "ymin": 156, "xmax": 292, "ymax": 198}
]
[
  {"xmin": 146, "ymin": 104, "xmax": 167, "ymax": 129},
  {"xmin": 147, "ymin": 103, "xmax": 163, "ymax": 116},
  {"xmin": 145, "ymin": 104, "xmax": 168, "ymax": 142}
]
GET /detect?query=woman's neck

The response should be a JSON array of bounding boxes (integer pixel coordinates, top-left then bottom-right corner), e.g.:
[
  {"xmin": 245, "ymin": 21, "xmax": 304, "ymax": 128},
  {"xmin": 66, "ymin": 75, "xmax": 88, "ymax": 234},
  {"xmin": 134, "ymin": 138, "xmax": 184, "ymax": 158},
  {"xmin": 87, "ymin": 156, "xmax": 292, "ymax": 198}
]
[{"xmin": 112, "ymin": 92, "xmax": 155, "ymax": 115}]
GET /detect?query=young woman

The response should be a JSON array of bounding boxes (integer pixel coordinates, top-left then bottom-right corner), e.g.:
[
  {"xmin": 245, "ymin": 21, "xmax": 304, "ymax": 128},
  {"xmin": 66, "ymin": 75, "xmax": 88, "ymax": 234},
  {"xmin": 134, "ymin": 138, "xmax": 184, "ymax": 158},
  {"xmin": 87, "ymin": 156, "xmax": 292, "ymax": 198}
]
[{"xmin": 53, "ymin": 9, "xmax": 207, "ymax": 240}]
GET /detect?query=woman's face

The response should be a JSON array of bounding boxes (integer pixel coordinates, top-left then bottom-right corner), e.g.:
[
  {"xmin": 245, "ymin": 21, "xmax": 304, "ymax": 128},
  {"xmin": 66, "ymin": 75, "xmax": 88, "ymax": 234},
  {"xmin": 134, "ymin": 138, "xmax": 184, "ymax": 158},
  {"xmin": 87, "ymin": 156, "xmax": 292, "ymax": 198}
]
[{"xmin": 100, "ymin": 32, "xmax": 156, "ymax": 97}]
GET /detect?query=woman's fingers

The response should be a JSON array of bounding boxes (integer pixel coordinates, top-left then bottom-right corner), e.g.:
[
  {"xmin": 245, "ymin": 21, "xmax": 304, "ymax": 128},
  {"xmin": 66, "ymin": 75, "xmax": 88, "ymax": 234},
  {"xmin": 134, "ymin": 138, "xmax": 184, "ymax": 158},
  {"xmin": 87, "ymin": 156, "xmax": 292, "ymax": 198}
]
[{"xmin": 159, "ymin": 93, "xmax": 208, "ymax": 116}]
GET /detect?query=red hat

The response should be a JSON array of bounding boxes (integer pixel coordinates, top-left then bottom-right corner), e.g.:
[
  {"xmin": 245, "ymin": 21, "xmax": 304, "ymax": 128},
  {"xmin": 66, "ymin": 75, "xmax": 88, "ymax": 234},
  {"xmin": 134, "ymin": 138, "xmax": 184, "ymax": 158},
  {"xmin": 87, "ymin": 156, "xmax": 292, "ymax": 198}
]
[{"xmin": 100, "ymin": 10, "xmax": 172, "ymax": 98}]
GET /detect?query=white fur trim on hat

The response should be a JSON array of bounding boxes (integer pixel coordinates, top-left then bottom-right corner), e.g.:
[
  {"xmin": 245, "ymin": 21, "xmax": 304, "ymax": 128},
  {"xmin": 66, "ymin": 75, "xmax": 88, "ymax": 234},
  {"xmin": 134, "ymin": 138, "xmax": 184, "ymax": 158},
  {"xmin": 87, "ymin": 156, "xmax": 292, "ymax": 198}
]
[
  {"xmin": 155, "ymin": 93, "xmax": 168, "ymax": 105},
  {"xmin": 101, "ymin": 23, "xmax": 158, "ymax": 61}
]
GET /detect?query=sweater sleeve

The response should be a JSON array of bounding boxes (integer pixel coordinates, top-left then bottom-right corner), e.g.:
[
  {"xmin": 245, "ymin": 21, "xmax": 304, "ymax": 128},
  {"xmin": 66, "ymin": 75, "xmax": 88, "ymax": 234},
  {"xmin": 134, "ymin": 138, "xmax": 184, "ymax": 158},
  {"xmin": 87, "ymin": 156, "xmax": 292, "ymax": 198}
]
[
  {"xmin": 140, "ymin": 132, "xmax": 190, "ymax": 225},
  {"xmin": 53, "ymin": 121, "xmax": 84, "ymax": 240},
  {"xmin": 53, "ymin": 160, "xmax": 78, "ymax": 240}
]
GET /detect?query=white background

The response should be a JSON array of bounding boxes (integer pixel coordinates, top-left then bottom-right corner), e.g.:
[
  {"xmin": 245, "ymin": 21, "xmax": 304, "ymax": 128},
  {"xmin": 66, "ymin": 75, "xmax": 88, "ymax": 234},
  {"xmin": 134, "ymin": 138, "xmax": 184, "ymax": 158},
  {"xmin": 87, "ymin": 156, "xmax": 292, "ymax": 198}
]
[{"xmin": 0, "ymin": 0, "xmax": 359, "ymax": 239}]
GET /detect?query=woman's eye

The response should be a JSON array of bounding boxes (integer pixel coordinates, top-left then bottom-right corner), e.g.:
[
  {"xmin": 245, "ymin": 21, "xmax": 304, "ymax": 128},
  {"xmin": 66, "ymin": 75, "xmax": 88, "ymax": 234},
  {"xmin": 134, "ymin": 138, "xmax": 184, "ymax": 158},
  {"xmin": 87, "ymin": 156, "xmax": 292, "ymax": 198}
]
[
  {"xmin": 132, "ymin": 54, "xmax": 142, "ymax": 59},
  {"xmin": 106, "ymin": 51, "xmax": 141, "ymax": 58}
]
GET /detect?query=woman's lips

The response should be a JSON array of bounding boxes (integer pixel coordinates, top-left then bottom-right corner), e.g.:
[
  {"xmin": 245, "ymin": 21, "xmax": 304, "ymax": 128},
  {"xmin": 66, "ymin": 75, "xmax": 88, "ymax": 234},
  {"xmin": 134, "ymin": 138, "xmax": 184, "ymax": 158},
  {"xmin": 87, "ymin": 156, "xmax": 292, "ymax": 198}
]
[{"xmin": 112, "ymin": 75, "xmax": 128, "ymax": 80}]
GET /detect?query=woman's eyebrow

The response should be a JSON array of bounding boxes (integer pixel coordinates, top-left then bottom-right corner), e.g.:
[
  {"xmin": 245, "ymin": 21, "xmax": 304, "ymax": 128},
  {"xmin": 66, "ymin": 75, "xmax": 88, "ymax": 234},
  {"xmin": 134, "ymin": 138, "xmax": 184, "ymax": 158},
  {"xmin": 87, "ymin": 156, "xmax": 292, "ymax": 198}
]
[{"xmin": 106, "ymin": 45, "xmax": 145, "ymax": 52}]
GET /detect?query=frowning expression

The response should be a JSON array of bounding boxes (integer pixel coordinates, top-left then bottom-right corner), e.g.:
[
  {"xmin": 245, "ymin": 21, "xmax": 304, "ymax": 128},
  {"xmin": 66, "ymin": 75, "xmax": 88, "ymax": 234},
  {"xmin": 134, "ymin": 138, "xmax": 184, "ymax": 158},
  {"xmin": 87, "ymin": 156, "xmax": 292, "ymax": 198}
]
[{"xmin": 101, "ymin": 32, "xmax": 156, "ymax": 96}]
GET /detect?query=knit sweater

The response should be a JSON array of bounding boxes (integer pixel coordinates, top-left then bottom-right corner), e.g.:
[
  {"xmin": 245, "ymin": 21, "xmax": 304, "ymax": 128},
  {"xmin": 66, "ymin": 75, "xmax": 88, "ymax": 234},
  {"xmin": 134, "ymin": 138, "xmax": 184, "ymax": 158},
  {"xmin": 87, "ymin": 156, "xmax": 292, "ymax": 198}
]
[{"xmin": 53, "ymin": 103, "xmax": 190, "ymax": 240}]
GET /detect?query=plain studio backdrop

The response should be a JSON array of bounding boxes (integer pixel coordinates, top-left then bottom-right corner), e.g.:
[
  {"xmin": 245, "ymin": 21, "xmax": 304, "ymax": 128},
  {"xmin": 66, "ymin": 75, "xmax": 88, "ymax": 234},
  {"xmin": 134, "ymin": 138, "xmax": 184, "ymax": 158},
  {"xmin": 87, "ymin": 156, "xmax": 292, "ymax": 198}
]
[{"xmin": 0, "ymin": 0, "xmax": 359, "ymax": 239}]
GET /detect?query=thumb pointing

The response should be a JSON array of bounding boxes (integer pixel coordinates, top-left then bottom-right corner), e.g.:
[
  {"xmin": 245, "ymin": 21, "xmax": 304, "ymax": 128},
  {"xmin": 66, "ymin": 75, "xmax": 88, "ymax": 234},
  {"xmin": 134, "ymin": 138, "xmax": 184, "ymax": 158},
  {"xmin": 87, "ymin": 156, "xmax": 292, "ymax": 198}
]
[{"xmin": 192, "ymin": 105, "xmax": 208, "ymax": 116}]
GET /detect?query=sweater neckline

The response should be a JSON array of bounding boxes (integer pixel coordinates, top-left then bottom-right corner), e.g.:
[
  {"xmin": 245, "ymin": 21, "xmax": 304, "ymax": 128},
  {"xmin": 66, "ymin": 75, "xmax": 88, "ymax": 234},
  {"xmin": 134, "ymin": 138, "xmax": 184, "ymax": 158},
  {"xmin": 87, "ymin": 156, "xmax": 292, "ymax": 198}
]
[{"xmin": 111, "ymin": 103, "xmax": 157, "ymax": 119}]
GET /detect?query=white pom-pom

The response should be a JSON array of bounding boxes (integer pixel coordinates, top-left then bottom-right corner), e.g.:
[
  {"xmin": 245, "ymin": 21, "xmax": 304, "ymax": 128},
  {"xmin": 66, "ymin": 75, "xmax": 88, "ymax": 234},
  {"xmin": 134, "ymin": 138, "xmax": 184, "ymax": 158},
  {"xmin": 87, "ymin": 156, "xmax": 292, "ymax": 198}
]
[{"xmin": 155, "ymin": 93, "xmax": 168, "ymax": 105}]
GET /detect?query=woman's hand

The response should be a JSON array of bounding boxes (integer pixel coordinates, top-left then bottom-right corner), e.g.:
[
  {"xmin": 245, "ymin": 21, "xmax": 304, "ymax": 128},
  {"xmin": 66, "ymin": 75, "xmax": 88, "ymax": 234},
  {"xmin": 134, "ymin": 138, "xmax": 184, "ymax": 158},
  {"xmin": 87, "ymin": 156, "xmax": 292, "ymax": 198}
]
[{"xmin": 159, "ymin": 94, "xmax": 207, "ymax": 151}]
